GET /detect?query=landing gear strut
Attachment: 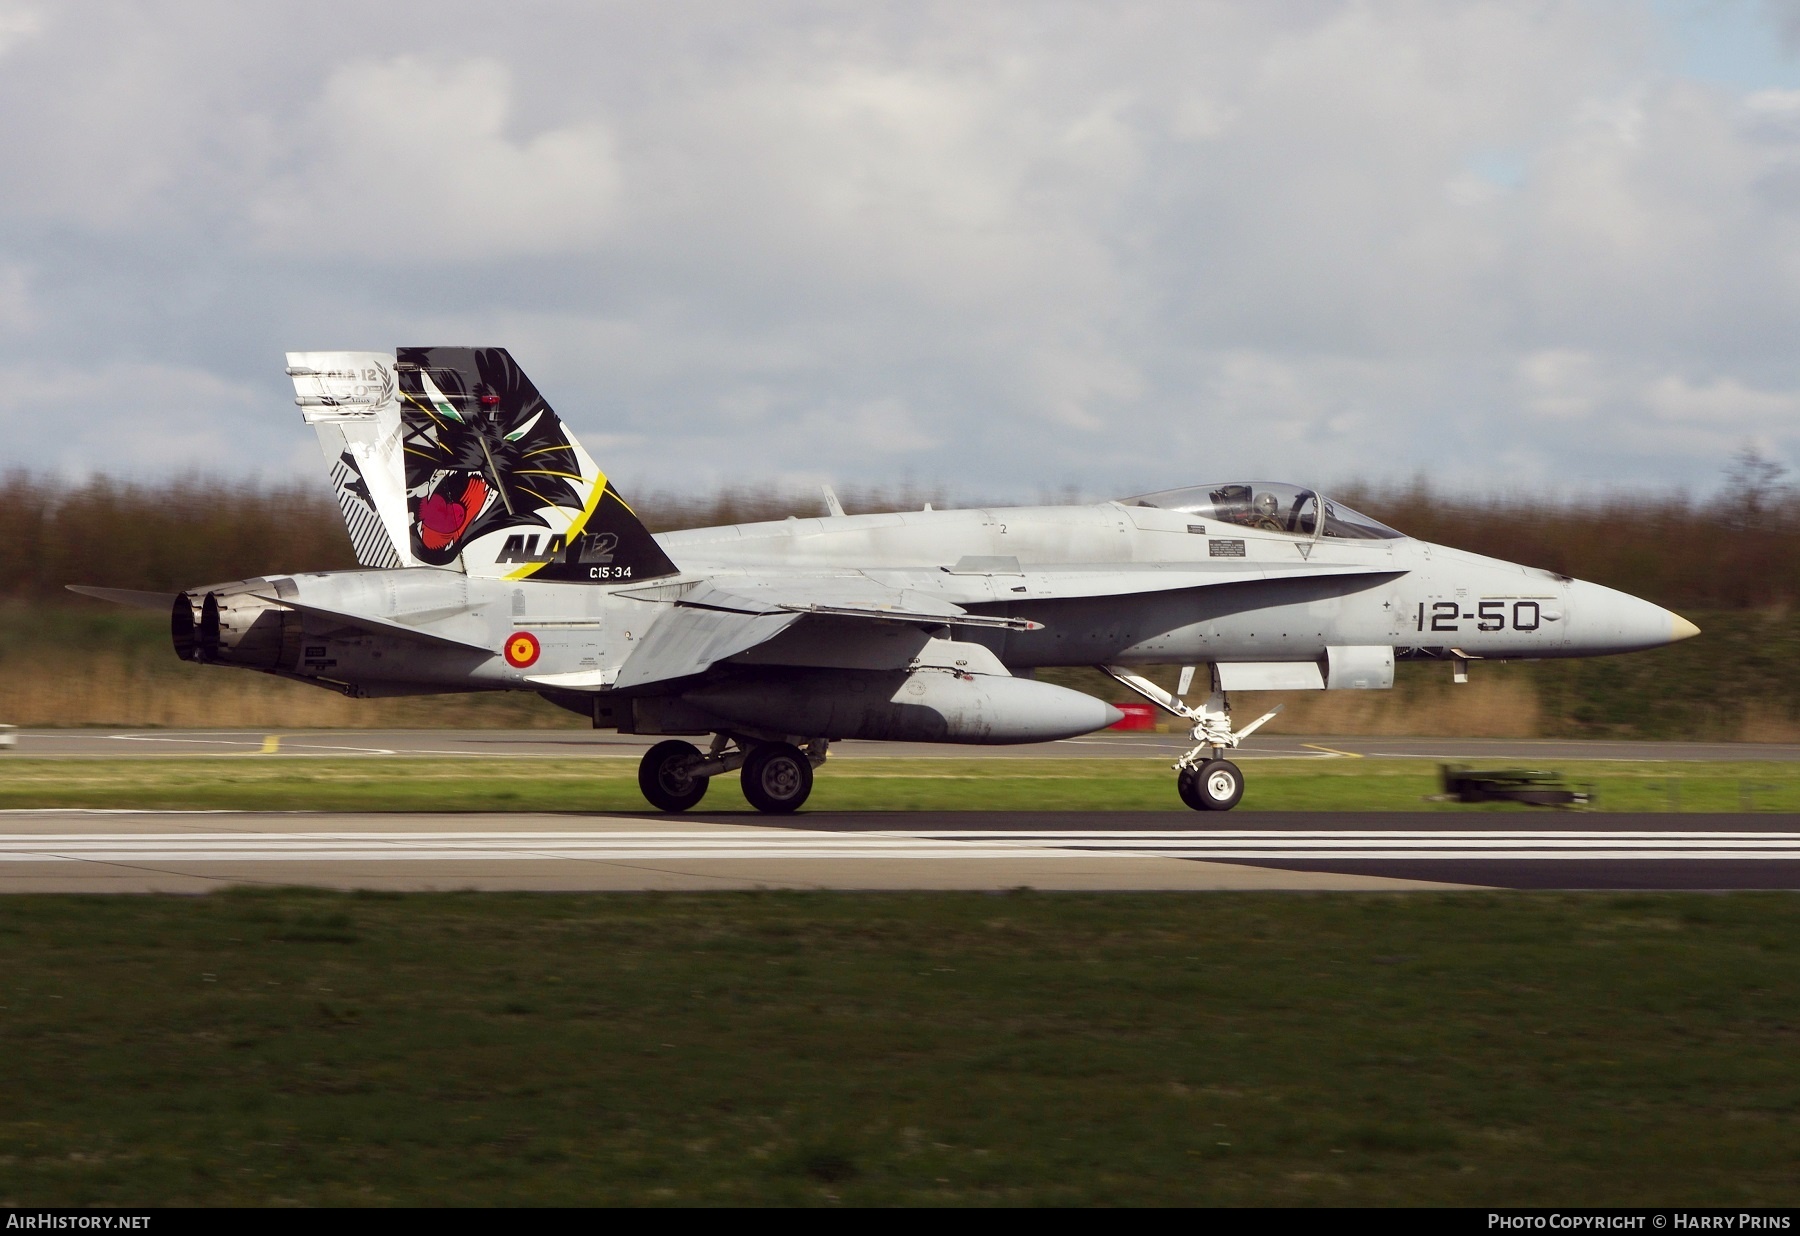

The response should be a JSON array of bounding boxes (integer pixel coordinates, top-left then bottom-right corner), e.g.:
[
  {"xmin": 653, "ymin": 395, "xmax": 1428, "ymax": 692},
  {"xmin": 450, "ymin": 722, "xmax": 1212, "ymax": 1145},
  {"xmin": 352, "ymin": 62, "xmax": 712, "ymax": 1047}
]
[
  {"xmin": 1101, "ymin": 665, "xmax": 1278, "ymax": 813},
  {"xmin": 636, "ymin": 734, "xmax": 829, "ymax": 814}
]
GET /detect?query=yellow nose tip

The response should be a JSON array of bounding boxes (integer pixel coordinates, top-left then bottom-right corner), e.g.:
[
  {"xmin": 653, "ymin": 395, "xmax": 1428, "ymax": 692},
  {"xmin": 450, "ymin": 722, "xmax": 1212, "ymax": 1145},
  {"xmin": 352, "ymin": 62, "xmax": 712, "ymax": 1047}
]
[{"xmin": 1671, "ymin": 615, "xmax": 1701, "ymax": 642}]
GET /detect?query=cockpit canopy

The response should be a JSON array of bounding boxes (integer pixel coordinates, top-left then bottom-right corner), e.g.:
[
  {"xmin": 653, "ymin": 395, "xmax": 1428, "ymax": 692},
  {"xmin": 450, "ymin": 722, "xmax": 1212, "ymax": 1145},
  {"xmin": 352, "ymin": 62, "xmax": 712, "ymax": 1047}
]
[{"xmin": 1123, "ymin": 481, "xmax": 1405, "ymax": 540}]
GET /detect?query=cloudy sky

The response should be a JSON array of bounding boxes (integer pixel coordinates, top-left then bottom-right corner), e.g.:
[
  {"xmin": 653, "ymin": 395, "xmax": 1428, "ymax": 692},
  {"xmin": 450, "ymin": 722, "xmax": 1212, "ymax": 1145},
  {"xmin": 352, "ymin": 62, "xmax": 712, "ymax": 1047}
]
[{"xmin": 4, "ymin": 0, "xmax": 1800, "ymax": 501}]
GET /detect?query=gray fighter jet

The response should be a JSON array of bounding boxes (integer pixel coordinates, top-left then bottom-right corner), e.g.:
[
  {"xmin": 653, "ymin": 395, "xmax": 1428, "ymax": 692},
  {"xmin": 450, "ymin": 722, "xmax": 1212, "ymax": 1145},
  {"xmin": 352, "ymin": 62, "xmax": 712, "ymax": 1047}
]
[{"xmin": 70, "ymin": 347, "xmax": 1699, "ymax": 814}]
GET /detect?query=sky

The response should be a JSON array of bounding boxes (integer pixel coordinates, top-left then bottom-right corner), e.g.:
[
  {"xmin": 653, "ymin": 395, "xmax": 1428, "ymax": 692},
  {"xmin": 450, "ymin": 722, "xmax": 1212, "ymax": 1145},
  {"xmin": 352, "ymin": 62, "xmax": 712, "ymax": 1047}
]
[{"xmin": 4, "ymin": 0, "xmax": 1800, "ymax": 503}]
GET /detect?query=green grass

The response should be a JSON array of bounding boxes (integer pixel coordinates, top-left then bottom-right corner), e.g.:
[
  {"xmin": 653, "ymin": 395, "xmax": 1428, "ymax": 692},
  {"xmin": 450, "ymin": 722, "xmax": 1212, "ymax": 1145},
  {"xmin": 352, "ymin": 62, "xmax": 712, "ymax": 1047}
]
[
  {"xmin": 3, "ymin": 889, "xmax": 1799, "ymax": 1205},
  {"xmin": 1, "ymin": 756, "xmax": 1798, "ymax": 813}
]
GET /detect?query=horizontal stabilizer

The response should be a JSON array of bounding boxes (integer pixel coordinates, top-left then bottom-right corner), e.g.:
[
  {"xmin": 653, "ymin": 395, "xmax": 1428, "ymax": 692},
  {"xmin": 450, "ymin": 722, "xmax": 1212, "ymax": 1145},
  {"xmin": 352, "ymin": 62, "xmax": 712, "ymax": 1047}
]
[{"xmin": 66, "ymin": 585, "xmax": 178, "ymax": 611}]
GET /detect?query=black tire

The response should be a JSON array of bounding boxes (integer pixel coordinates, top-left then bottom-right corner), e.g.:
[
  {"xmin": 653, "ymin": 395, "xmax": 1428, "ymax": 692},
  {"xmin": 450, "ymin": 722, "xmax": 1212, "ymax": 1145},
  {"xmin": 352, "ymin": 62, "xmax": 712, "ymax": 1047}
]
[
  {"xmin": 638, "ymin": 740, "xmax": 709, "ymax": 812},
  {"xmin": 1193, "ymin": 758, "xmax": 1244, "ymax": 811},
  {"xmin": 740, "ymin": 742, "xmax": 813, "ymax": 814},
  {"xmin": 1177, "ymin": 767, "xmax": 1208, "ymax": 811}
]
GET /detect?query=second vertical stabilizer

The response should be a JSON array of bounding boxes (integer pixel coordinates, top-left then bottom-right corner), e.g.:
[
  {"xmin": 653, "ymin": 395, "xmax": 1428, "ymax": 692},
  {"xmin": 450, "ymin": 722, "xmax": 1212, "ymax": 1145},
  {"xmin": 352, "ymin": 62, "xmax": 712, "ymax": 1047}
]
[{"xmin": 286, "ymin": 351, "xmax": 412, "ymax": 569}]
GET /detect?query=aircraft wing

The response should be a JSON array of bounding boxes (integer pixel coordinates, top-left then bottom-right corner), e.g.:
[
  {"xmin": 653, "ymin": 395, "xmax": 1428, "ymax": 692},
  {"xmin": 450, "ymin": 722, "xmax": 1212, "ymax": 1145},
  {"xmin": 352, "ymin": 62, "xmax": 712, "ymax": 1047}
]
[
  {"xmin": 609, "ymin": 578, "xmax": 1040, "ymax": 692},
  {"xmin": 611, "ymin": 601, "xmax": 803, "ymax": 691}
]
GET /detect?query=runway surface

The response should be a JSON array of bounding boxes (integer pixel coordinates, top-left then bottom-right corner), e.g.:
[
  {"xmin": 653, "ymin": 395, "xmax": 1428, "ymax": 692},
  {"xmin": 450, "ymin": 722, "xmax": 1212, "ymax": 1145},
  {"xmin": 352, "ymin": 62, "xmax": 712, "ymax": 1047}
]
[
  {"xmin": 747, "ymin": 811, "xmax": 1800, "ymax": 890},
  {"xmin": 10, "ymin": 728, "xmax": 1800, "ymax": 762},
  {"xmin": 0, "ymin": 810, "xmax": 1466, "ymax": 893},
  {"xmin": 5, "ymin": 809, "xmax": 1799, "ymax": 893}
]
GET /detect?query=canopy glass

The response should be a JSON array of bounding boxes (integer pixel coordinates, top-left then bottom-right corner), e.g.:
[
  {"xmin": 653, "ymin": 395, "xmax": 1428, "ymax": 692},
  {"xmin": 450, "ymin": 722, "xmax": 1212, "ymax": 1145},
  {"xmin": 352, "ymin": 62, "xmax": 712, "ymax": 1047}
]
[{"xmin": 1123, "ymin": 482, "xmax": 1404, "ymax": 540}]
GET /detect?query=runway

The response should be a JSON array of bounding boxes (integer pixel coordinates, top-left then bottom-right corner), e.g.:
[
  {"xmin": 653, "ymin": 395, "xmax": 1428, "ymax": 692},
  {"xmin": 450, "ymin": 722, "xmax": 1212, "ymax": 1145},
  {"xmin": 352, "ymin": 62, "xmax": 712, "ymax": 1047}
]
[
  {"xmin": 10, "ymin": 728, "xmax": 1800, "ymax": 762},
  {"xmin": 764, "ymin": 811, "xmax": 1800, "ymax": 890},
  {"xmin": 0, "ymin": 810, "xmax": 1467, "ymax": 893},
  {"xmin": 5, "ymin": 809, "xmax": 1800, "ymax": 893}
]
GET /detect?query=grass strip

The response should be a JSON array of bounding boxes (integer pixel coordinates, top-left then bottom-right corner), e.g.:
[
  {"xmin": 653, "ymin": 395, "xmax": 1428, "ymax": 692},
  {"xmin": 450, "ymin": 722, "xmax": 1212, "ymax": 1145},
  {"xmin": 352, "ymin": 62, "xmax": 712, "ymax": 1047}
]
[
  {"xmin": 2, "ymin": 889, "xmax": 1798, "ymax": 1205},
  {"xmin": 0, "ymin": 757, "xmax": 1798, "ymax": 813}
]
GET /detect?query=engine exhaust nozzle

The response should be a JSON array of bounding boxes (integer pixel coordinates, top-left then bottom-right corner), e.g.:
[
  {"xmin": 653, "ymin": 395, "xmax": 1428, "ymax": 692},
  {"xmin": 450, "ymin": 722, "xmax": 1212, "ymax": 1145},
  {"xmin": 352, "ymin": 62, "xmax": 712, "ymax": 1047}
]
[
  {"xmin": 198, "ymin": 592, "xmax": 222, "ymax": 662},
  {"xmin": 171, "ymin": 593, "xmax": 197, "ymax": 662}
]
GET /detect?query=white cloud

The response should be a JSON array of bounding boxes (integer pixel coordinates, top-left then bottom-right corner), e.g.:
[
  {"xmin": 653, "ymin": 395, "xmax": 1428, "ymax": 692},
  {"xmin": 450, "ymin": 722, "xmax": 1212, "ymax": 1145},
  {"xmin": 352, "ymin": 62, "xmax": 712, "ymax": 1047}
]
[
  {"xmin": 0, "ymin": 361, "xmax": 266, "ymax": 476},
  {"xmin": 0, "ymin": 1, "xmax": 1796, "ymax": 497},
  {"xmin": 0, "ymin": 264, "xmax": 30, "ymax": 331},
  {"xmin": 1643, "ymin": 373, "xmax": 1800, "ymax": 423},
  {"xmin": 1518, "ymin": 350, "xmax": 1609, "ymax": 419},
  {"xmin": 0, "ymin": 3, "xmax": 40, "ymax": 58},
  {"xmin": 805, "ymin": 397, "xmax": 940, "ymax": 457},
  {"xmin": 251, "ymin": 56, "xmax": 620, "ymax": 260}
]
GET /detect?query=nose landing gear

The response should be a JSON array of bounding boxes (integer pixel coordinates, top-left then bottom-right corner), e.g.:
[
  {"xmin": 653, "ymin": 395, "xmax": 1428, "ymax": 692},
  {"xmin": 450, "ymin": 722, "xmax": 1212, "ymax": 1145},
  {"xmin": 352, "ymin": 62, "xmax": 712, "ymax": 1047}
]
[{"xmin": 1100, "ymin": 665, "xmax": 1278, "ymax": 813}]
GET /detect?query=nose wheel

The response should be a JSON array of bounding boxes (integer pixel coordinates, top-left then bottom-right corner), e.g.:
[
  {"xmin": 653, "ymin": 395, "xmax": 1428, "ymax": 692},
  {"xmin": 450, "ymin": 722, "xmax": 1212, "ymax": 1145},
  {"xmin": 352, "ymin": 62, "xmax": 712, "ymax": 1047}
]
[
  {"xmin": 1178, "ymin": 759, "xmax": 1245, "ymax": 811},
  {"xmin": 1101, "ymin": 665, "xmax": 1278, "ymax": 814}
]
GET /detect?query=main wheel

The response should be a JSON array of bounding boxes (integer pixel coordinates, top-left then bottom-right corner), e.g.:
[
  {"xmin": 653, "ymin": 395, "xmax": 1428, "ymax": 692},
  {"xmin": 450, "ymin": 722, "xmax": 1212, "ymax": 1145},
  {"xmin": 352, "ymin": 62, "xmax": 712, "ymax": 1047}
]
[
  {"xmin": 740, "ymin": 742, "xmax": 813, "ymax": 814},
  {"xmin": 638, "ymin": 740, "xmax": 709, "ymax": 812},
  {"xmin": 1191, "ymin": 758, "xmax": 1244, "ymax": 811}
]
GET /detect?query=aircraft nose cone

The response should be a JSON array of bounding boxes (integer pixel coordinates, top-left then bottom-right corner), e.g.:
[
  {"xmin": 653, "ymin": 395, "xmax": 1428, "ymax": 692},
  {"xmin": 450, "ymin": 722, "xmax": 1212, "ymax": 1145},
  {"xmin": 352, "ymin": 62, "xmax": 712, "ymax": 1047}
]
[{"xmin": 1565, "ymin": 580, "xmax": 1699, "ymax": 654}]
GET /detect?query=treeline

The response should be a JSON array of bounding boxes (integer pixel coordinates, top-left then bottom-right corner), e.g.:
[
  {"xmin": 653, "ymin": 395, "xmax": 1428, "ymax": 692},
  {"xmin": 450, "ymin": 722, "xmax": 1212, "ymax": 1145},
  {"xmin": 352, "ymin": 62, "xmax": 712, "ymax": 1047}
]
[
  {"xmin": 6, "ymin": 469, "xmax": 1797, "ymax": 611},
  {"xmin": 1342, "ymin": 483, "xmax": 1800, "ymax": 612},
  {"xmin": 0, "ymin": 473, "xmax": 357, "ymax": 597}
]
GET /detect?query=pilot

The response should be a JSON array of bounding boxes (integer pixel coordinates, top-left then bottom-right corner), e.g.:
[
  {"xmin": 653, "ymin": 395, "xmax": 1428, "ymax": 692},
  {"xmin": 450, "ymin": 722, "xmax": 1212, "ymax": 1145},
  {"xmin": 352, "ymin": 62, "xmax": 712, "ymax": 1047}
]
[{"xmin": 1251, "ymin": 491, "xmax": 1283, "ymax": 531}]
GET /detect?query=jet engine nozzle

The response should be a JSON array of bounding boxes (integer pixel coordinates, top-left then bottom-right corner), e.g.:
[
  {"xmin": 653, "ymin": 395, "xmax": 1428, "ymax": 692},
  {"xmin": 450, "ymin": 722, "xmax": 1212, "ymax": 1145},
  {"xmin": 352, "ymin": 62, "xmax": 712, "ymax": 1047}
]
[
  {"xmin": 199, "ymin": 592, "xmax": 222, "ymax": 661},
  {"xmin": 171, "ymin": 593, "xmax": 198, "ymax": 661},
  {"xmin": 169, "ymin": 579, "xmax": 298, "ymax": 669}
]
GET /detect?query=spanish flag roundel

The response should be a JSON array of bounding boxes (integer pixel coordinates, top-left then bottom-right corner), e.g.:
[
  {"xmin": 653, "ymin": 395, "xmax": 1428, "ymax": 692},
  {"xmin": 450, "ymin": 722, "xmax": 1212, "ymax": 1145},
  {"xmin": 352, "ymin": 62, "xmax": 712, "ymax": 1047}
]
[{"xmin": 504, "ymin": 631, "xmax": 541, "ymax": 669}]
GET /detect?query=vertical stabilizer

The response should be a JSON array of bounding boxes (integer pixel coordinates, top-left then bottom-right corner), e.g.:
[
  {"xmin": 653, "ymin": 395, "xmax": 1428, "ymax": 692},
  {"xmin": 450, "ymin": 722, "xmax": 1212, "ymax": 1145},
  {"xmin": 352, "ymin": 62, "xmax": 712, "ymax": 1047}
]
[
  {"xmin": 286, "ymin": 351, "xmax": 412, "ymax": 569},
  {"xmin": 393, "ymin": 347, "xmax": 678, "ymax": 583}
]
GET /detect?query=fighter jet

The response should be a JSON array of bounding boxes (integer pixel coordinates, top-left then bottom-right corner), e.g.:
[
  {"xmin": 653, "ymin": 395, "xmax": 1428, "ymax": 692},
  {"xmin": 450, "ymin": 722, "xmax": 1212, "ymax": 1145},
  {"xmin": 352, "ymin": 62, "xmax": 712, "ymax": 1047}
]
[{"xmin": 70, "ymin": 347, "xmax": 1700, "ymax": 814}]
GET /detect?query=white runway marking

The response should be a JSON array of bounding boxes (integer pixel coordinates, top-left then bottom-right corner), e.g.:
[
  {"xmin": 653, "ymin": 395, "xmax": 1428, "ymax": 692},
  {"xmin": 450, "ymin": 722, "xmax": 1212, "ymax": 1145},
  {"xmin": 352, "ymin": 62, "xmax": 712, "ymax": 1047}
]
[{"xmin": 4, "ymin": 828, "xmax": 1800, "ymax": 864}]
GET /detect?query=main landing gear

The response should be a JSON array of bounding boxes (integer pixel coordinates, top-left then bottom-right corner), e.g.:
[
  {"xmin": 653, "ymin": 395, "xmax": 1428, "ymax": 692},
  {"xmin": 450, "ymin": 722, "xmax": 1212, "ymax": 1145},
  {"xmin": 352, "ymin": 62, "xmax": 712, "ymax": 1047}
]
[
  {"xmin": 637, "ymin": 735, "xmax": 829, "ymax": 814},
  {"xmin": 1101, "ymin": 664, "xmax": 1279, "ymax": 813}
]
